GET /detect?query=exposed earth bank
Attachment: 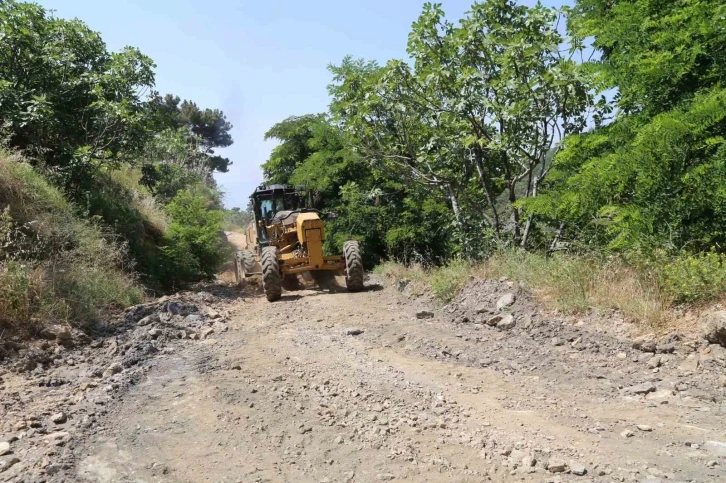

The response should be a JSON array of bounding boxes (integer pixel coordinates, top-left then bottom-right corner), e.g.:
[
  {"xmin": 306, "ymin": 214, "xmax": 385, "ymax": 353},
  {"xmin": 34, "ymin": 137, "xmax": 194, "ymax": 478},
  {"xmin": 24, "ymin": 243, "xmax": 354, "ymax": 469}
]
[{"xmin": 1, "ymin": 254, "xmax": 726, "ymax": 482}]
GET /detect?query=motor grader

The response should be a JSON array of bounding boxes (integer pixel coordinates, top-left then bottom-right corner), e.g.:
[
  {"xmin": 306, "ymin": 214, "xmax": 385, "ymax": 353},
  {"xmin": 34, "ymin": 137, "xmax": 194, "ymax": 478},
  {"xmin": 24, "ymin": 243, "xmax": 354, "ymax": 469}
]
[{"xmin": 234, "ymin": 184, "xmax": 364, "ymax": 301}]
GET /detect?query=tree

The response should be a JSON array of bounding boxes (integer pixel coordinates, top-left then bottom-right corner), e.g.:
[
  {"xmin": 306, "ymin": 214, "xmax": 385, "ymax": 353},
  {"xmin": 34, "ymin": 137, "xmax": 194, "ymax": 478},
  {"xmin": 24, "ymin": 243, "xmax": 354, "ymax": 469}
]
[
  {"xmin": 328, "ymin": 1, "xmax": 600, "ymax": 253},
  {"xmin": 148, "ymin": 94, "xmax": 234, "ymax": 175},
  {"xmin": 0, "ymin": 0, "xmax": 156, "ymax": 195},
  {"xmin": 527, "ymin": 0, "xmax": 726, "ymax": 254}
]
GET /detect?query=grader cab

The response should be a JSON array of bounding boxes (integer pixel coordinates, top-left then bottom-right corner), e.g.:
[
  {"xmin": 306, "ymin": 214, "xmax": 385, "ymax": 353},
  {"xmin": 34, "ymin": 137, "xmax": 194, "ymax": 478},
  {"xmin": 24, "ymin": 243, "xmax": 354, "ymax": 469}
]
[{"xmin": 235, "ymin": 184, "xmax": 364, "ymax": 301}]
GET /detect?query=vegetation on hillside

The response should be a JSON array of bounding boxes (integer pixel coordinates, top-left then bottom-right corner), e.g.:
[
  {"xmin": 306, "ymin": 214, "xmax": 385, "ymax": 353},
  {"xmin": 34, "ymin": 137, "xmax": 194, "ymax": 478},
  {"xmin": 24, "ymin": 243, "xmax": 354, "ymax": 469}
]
[
  {"xmin": 0, "ymin": 1, "xmax": 238, "ymax": 334},
  {"xmin": 263, "ymin": 0, "xmax": 726, "ymax": 312}
]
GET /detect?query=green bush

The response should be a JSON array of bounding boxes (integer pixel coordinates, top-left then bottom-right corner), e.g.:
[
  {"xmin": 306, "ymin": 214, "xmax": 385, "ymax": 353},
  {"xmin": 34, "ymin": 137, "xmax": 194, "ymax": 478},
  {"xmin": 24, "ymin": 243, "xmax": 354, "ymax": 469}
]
[
  {"xmin": 162, "ymin": 190, "xmax": 229, "ymax": 286},
  {"xmin": 661, "ymin": 250, "xmax": 726, "ymax": 303}
]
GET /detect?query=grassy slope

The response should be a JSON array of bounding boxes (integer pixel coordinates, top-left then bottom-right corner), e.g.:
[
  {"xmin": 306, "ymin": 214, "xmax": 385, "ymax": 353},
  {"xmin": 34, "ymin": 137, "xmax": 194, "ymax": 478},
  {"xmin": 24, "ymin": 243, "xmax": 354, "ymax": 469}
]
[
  {"xmin": 0, "ymin": 152, "xmax": 144, "ymax": 335},
  {"xmin": 376, "ymin": 251, "xmax": 674, "ymax": 330}
]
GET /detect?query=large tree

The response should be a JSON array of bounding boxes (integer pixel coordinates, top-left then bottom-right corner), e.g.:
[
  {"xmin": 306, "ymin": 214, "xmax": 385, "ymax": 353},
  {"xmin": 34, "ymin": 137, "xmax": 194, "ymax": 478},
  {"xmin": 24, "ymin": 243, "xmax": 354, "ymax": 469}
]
[
  {"xmin": 527, "ymin": 0, "xmax": 726, "ymax": 254},
  {"xmin": 0, "ymin": 0, "xmax": 156, "ymax": 194}
]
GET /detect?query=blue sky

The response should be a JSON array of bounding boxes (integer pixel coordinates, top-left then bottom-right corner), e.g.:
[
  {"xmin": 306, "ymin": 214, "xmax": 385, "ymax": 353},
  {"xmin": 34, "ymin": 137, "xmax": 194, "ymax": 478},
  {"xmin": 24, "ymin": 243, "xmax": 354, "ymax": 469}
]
[{"xmin": 37, "ymin": 0, "xmax": 562, "ymax": 208}]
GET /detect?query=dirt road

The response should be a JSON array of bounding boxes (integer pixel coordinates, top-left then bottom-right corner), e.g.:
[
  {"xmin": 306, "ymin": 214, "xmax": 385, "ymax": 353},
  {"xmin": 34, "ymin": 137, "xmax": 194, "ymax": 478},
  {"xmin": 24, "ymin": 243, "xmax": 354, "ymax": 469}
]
[
  {"xmin": 2, "ymin": 235, "xmax": 725, "ymax": 482},
  {"xmin": 59, "ymin": 278, "xmax": 722, "ymax": 482}
]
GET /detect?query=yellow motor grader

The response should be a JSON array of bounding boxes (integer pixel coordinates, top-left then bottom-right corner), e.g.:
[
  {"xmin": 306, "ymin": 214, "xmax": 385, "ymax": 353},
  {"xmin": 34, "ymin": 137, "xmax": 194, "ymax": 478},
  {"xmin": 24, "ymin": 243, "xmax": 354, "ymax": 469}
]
[{"xmin": 235, "ymin": 184, "xmax": 364, "ymax": 301}]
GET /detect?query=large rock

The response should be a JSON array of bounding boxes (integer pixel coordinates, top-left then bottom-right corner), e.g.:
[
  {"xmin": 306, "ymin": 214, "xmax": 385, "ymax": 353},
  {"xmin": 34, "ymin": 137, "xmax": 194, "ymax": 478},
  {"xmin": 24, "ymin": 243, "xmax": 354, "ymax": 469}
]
[
  {"xmin": 546, "ymin": 458, "xmax": 568, "ymax": 473},
  {"xmin": 632, "ymin": 334, "xmax": 657, "ymax": 353},
  {"xmin": 495, "ymin": 293, "xmax": 516, "ymax": 311},
  {"xmin": 497, "ymin": 315, "xmax": 516, "ymax": 330},
  {"xmin": 701, "ymin": 312, "xmax": 726, "ymax": 346}
]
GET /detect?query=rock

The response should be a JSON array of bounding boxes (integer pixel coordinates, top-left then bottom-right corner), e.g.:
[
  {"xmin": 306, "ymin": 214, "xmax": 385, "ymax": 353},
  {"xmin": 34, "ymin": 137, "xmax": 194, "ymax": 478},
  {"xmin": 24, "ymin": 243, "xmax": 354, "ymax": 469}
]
[
  {"xmin": 416, "ymin": 310, "xmax": 434, "ymax": 319},
  {"xmin": 201, "ymin": 328, "xmax": 215, "ymax": 339},
  {"xmin": 647, "ymin": 355, "xmax": 662, "ymax": 369},
  {"xmin": 633, "ymin": 334, "xmax": 657, "ymax": 353},
  {"xmin": 678, "ymin": 354, "xmax": 699, "ymax": 372},
  {"xmin": 46, "ymin": 431, "xmax": 71, "ymax": 446},
  {"xmin": 706, "ymin": 460, "xmax": 718, "ymax": 468},
  {"xmin": 496, "ymin": 293, "xmax": 516, "ymax": 311},
  {"xmin": 703, "ymin": 441, "xmax": 726, "ymax": 457},
  {"xmin": 166, "ymin": 301, "xmax": 197, "ymax": 316},
  {"xmin": 102, "ymin": 363, "xmax": 123, "ymax": 378},
  {"xmin": 376, "ymin": 474, "xmax": 395, "ymax": 481},
  {"xmin": 486, "ymin": 315, "xmax": 502, "ymax": 326},
  {"xmin": 186, "ymin": 314, "xmax": 205, "ymax": 325},
  {"xmin": 148, "ymin": 328, "xmax": 162, "ymax": 339},
  {"xmin": 138, "ymin": 314, "xmax": 159, "ymax": 326},
  {"xmin": 497, "ymin": 315, "xmax": 516, "ymax": 330},
  {"xmin": 334, "ymin": 435, "xmax": 344, "ymax": 444},
  {"xmin": 616, "ymin": 352, "xmax": 627, "ymax": 360},
  {"xmin": 0, "ymin": 442, "xmax": 9, "ymax": 456},
  {"xmin": 569, "ymin": 460, "xmax": 587, "ymax": 476},
  {"xmin": 230, "ymin": 364, "xmax": 242, "ymax": 370},
  {"xmin": 637, "ymin": 424, "xmax": 653, "ymax": 432},
  {"xmin": 346, "ymin": 328, "xmax": 364, "ymax": 336},
  {"xmin": 700, "ymin": 311, "xmax": 726, "ymax": 346},
  {"xmin": 621, "ymin": 429, "xmax": 634, "ymax": 438},
  {"xmin": 207, "ymin": 310, "xmax": 221, "ymax": 319},
  {"xmin": 547, "ymin": 458, "xmax": 568, "ymax": 473},
  {"xmin": 622, "ymin": 382, "xmax": 656, "ymax": 395},
  {"xmin": 719, "ymin": 375, "xmax": 726, "ymax": 388},
  {"xmin": 50, "ymin": 412, "xmax": 67, "ymax": 424},
  {"xmin": 0, "ymin": 457, "xmax": 20, "ymax": 473},
  {"xmin": 655, "ymin": 343, "xmax": 675, "ymax": 354}
]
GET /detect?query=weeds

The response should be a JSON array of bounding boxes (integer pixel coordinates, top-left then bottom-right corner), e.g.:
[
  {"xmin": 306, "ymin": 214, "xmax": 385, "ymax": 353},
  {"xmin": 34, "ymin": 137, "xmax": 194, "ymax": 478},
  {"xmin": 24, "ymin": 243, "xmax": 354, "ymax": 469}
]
[
  {"xmin": 377, "ymin": 249, "xmax": 673, "ymax": 330},
  {"xmin": 0, "ymin": 152, "xmax": 143, "ymax": 334}
]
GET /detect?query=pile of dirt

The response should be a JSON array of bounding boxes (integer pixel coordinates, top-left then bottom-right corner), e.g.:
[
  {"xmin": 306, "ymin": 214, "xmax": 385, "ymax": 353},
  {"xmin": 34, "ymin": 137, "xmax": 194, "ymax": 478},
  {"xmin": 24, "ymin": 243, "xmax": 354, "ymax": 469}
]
[{"xmin": 0, "ymin": 284, "xmax": 240, "ymax": 482}]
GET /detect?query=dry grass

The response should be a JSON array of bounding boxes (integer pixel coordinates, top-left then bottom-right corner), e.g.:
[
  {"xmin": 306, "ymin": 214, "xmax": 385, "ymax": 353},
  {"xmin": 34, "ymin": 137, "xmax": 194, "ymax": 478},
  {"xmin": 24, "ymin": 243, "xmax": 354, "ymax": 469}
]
[
  {"xmin": 377, "ymin": 250, "xmax": 673, "ymax": 331},
  {"xmin": 0, "ymin": 152, "xmax": 143, "ymax": 335},
  {"xmin": 109, "ymin": 166, "xmax": 170, "ymax": 233}
]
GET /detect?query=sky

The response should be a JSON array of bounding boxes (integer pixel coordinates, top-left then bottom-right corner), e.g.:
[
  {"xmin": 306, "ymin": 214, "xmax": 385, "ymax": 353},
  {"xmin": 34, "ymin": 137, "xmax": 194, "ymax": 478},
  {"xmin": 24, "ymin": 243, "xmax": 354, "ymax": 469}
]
[{"xmin": 37, "ymin": 0, "xmax": 562, "ymax": 209}]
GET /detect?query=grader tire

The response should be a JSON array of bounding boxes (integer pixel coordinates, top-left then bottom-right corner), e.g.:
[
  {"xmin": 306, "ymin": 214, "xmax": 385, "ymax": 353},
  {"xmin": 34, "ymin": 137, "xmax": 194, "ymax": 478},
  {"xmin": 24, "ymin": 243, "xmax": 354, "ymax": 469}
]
[
  {"xmin": 261, "ymin": 246, "xmax": 282, "ymax": 302},
  {"xmin": 343, "ymin": 240, "xmax": 364, "ymax": 292},
  {"xmin": 240, "ymin": 249, "xmax": 256, "ymax": 276},
  {"xmin": 234, "ymin": 251, "xmax": 245, "ymax": 284}
]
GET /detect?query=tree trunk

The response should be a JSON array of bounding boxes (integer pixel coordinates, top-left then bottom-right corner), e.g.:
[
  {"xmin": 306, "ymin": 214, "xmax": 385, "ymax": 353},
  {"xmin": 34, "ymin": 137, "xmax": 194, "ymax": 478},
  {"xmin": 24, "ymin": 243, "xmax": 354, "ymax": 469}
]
[
  {"xmin": 473, "ymin": 148, "xmax": 500, "ymax": 237},
  {"xmin": 508, "ymin": 182, "xmax": 520, "ymax": 244},
  {"xmin": 446, "ymin": 184, "xmax": 468, "ymax": 257}
]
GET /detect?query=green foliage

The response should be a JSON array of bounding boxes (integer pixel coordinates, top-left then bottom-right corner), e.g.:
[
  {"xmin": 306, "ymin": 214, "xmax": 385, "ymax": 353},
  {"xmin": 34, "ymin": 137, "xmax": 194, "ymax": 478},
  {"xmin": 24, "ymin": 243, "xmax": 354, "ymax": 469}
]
[
  {"xmin": 429, "ymin": 259, "xmax": 472, "ymax": 303},
  {"xmin": 0, "ymin": 0, "xmax": 156, "ymax": 194},
  {"xmin": 526, "ymin": 0, "xmax": 726, "ymax": 265},
  {"xmin": 223, "ymin": 207, "xmax": 253, "ymax": 231},
  {"xmin": 163, "ymin": 190, "xmax": 228, "ymax": 285},
  {"xmin": 0, "ymin": 152, "xmax": 142, "ymax": 333},
  {"xmin": 328, "ymin": 1, "xmax": 600, "ymax": 251},
  {"xmin": 0, "ymin": 1, "xmax": 236, "ymax": 303},
  {"xmin": 661, "ymin": 251, "xmax": 726, "ymax": 303}
]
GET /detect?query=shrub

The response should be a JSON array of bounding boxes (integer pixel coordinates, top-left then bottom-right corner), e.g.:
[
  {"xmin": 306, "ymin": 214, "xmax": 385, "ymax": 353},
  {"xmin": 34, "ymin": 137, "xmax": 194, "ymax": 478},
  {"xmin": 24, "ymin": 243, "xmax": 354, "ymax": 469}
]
[
  {"xmin": 163, "ymin": 190, "xmax": 229, "ymax": 286},
  {"xmin": 661, "ymin": 250, "xmax": 726, "ymax": 303}
]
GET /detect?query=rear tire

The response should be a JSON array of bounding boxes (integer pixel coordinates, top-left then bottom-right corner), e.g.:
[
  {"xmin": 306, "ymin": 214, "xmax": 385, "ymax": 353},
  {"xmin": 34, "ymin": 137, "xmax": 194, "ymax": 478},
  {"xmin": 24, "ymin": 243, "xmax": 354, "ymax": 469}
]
[
  {"xmin": 240, "ymin": 249, "xmax": 256, "ymax": 276},
  {"xmin": 261, "ymin": 246, "xmax": 282, "ymax": 302},
  {"xmin": 343, "ymin": 240, "xmax": 364, "ymax": 292}
]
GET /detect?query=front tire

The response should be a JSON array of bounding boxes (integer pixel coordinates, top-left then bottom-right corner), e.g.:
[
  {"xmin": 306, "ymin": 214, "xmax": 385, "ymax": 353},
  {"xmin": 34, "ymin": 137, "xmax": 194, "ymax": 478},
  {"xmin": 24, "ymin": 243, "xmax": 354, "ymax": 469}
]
[
  {"xmin": 261, "ymin": 246, "xmax": 282, "ymax": 301},
  {"xmin": 343, "ymin": 240, "xmax": 364, "ymax": 292}
]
